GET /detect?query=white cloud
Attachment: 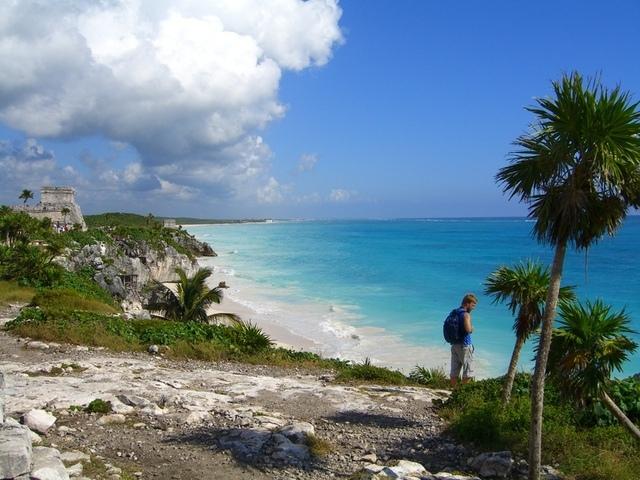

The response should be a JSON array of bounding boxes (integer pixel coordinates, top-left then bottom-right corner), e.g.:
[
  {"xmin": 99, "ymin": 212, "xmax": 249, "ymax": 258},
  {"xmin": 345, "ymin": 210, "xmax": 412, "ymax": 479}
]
[
  {"xmin": 257, "ymin": 177, "xmax": 284, "ymax": 204},
  {"xmin": 0, "ymin": 0, "xmax": 343, "ymax": 203},
  {"xmin": 297, "ymin": 153, "xmax": 318, "ymax": 173},
  {"xmin": 329, "ymin": 188, "xmax": 353, "ymax": 202}
]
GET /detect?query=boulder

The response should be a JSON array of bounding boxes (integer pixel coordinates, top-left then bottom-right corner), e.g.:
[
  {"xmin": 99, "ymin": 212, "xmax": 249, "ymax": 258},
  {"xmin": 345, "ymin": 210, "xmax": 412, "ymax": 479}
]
[
  {"xmin": 21, "ymin": 409, "xmax": 57, "ymax": 434},
  {"xmin": 277, "ymin": 421, "xmax": 315, "ymax": 443},
  {"xmin": 60, "ymin": 450, "xmax": 90, "ymax": 464},
  {"xmin": 31, "ymin": 446, "xmax": 70, "ymax": 480},
  {"xmin": 66, "ymin": 462, "xmax": 83, "ymax": 477},
  {"xmin": 116, "ymin": 394, "xmax": 150, "ymax": 408},
  {"xmin": 381, "ymin": 460, "xmax": 428, "ymax": 478},
  {"xmin": 97, "ymin": 414, "xmax": 126, "ymax": 425},
  {"xmin": 468, "ymin": 451, "xmax": 513, "ymax": 478},
  {"xmin": 0, "ymin": 423, "xmax": 32, "ymax": 479}
]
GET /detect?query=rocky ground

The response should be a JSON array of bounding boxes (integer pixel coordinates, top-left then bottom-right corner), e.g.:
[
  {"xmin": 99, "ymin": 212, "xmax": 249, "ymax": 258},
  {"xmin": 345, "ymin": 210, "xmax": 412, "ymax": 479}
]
[{"xmin": 0, "ymin": 304, "xmax": 560, "ymax": 480}]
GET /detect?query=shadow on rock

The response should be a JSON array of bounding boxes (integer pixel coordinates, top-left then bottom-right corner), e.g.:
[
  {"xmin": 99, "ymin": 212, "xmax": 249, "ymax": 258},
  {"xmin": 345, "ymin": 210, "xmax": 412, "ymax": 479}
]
[
  {"xmin": 163, "ymin": 425, "xmax": 331, "ymax": 474},
  {"xmin": 326, "ymin": 410, "xmax": 420, "ymax": 428}
]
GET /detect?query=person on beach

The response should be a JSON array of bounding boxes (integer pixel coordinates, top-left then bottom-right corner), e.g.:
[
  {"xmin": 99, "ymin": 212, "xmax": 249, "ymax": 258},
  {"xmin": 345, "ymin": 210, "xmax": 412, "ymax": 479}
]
[{"xmin": 450, "ymin": 293, "xmax": 477, "ymax": 387}]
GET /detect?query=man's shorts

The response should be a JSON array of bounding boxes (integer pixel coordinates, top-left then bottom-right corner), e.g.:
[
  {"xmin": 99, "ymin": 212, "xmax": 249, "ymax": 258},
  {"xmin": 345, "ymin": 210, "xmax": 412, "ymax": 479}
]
[{"xmin": 450, "ymin": 344, "xmax": 474, "ymax": 379}]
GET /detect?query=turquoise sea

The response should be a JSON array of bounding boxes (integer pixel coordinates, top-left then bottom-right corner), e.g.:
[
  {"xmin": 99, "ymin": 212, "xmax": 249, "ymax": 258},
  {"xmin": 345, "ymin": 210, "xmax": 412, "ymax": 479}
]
[{"xmin": 188, "ymin": 217, "xmax": 640, "ymax": 378}]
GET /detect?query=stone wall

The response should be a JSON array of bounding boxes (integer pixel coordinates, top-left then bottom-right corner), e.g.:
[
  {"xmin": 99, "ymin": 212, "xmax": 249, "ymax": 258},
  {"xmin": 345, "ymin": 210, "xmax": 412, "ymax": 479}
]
[{"xmin": 14, "ymin": 186, "xmax": 87, "ymax": 231}]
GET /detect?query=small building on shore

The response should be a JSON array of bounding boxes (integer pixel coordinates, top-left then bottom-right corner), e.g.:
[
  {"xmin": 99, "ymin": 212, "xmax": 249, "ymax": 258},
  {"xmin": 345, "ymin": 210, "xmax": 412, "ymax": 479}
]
[
  {"xmin": 163, "ymin": 219, "xmax": 178, "ymax": 229},
  {"xmin": 14, "ymin": 186, "xmax": 87, "ymax": 231}
]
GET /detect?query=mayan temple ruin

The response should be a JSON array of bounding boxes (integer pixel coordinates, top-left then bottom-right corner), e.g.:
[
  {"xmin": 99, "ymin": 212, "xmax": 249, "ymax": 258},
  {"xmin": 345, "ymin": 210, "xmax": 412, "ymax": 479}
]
[{"xmin": 15, "ymin": 186, "xmax": 87, "ymax": 231}]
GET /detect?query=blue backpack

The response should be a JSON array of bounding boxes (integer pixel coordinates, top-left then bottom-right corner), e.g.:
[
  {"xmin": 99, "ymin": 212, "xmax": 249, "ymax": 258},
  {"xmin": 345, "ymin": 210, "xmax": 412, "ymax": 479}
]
[{"xmin": 443, "ymin": 308, "xmax": 464, "ymax": 344}]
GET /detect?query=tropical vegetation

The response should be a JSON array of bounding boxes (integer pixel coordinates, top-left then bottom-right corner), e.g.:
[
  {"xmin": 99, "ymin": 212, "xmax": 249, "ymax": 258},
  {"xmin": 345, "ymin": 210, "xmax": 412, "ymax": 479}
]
[
  {"xmin": 484, "ymin": 260, "xmax": 575, "ymax": 404},
  {"xmin": 547, "ymin": 300, "xmax": 640, "ymax": 439},
  {"xmin": 18, "ymin": 189, "xmax": 33, "ymax": 204},
  {"xmin": 496, "ymin": 72, "xmax": 640, "ymax": 480},
  {"xmin": 147, "ymin": 267, "xmax": 239, "ymax": 324}
]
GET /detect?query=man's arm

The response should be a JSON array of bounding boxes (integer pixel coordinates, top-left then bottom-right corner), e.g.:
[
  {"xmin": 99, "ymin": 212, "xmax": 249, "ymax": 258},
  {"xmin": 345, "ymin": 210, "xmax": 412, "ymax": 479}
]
[{"xmin": 463, "ymin": 312, "xmax": 473, "ymax": 333}]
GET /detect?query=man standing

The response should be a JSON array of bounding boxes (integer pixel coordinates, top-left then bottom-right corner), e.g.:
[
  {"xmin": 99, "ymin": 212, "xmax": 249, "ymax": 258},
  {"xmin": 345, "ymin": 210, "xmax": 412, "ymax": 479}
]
[{"xmin": 450, "ymin": 293, "xmax": 477, "ymax": 387}]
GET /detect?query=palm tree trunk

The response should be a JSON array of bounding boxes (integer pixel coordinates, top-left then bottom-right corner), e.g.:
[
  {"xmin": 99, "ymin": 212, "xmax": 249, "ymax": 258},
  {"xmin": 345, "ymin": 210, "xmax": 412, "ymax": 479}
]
[
  {"xmin": 528, "ymin": 241, "xmax": 567, "ymax": 480},
  {"xmin": 600, "ymin": 391, "xmax": 640, "ymax": 441},
  {"xmin": 502, "ymin": 335, "xmax": 526, "ymax": 405}
]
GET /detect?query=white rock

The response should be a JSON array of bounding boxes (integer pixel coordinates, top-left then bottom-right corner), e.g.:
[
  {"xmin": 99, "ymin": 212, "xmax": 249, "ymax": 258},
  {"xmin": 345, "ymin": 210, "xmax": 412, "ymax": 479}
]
[
  {"xmin": 382, "ymin": 460, "xmax": 428, "ymax": 478},
  {"xmin": 433, "ymin": 473, "xmax": 481, "ymax": 480},
  {"xmin": 183, "ymin": 411, "xmax": 212, "ymax": 425},
  {"xmin": 22, "ymin": 409, "xmax": 57, "ymax": 434},
  {"xmin": 468, "ymin": 451, "xmax": 513, "ymax": 478},
  {"xmin": 0, "ymin": 372, "xmax": 4, "ymax": 423},
  {"xmin": 97, "ymin": 414, "xmax": 126, "ymax": 426},
  {"xmin": 361, "ymin": 453, "xmax": 378, "ymax": 463},
  {"xmin": 57, "ymin": 426, "xmax": 76, "ymax": 434},
  {"xmin": 364, "ymin": 463, "xmax": 385, "ymax": 473},
  {"xmin": 0, "ymin": 423, "xmax": 32, "ymax": 479},
  {"xmin": 278, "ymin": 421, "xmax": 315, "ymax": 443},
  {"xmin": 30, "ymin": 429, "xmax": 43, "ymax": 445},
  {"xmin": 148, "ymin": 345, "xmax": 159, "ymax": 354},
  {"xmin": 60, "ymin": 450, "xmax": 90, "ymax": 464},
  {"xmin": 108, "ymin": 398, "xmax": 135, "ymax": 415},
  {"xmin": 31, "ymin": 446, "xmax": 70, "ymax": 480},
  {"xmin": 66, "ymin": 462, "xmax": 83, "ymax": 477},
  {"xmin": 75, "ymin": 346, "xmax": 89, "ymax": 352},
  {"xmin": 26, "ymin": 341, "xmax": 50, "ymax": 350},
  {"xmin": 116, "ymin": 394, "xmax": 150, "ymax": 408}
]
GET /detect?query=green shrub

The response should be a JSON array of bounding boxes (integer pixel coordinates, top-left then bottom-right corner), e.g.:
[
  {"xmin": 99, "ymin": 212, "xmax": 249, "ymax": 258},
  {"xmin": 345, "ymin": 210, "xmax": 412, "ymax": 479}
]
[
  {"xmin": 227, "ymin": 319, "xmax": 273, "ymax": 353},
  {"xmin": 409, "ymin": 365, "xmax": 449, "ymax": 388},
  {"xmin": 85, "ymin": 399, "xmax": 112, "ymax": 414},
  {"xmin": 334, "ymin": 358, "xmax": 409, "ymax": 385}
]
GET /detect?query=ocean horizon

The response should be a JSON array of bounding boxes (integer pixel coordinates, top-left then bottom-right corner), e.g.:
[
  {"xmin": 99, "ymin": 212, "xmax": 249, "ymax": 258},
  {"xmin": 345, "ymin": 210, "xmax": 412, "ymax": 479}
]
[{"xmin": 188, "ymin": 217, "xmax": 640, "ymax": 378}]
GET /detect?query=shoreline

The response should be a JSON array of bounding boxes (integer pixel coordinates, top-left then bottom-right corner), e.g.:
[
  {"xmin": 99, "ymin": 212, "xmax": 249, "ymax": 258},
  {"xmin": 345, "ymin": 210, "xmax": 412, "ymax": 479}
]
[{"xmin": 197, "ymin": 253, "xmax": 494, "ymax": 377}]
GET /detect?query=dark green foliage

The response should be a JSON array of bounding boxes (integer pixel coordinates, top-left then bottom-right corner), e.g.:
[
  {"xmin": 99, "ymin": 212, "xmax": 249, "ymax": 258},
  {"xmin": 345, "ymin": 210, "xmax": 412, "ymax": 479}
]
[
  {"xmin": 547, "ymin": 300, "xmax": 638, "ymax": 402},
  {"xmin": 85, "ymin": 212, "xmax": 162, "ymax": 229},
  {"xmin": 85, "ymin": 399, "xmax": 112, "ymax": 414},
  {"xmin": 226, "ymin": 319, "xmax": 273, "ymax": 353},
  {"xmin": 408, "ymin": 365, "xmax": 449, "ymax": 388},
  {"xmin": 441, "ymin": 375, "xmax": 640, "ymax": 479},
  {"xmin": 334, "ymin": 357, "xmax": 408, "ymax": 384},
  {"xmin": 0, "ymin": 243, "xmax": 62, "ymax": 286}
]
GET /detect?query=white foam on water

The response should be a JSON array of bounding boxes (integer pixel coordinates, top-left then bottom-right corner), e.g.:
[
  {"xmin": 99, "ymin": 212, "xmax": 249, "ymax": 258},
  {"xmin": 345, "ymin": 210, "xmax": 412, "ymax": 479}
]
[{"xmin": 198, "ymin": 253, "xmax": 496, "ymax": 377}]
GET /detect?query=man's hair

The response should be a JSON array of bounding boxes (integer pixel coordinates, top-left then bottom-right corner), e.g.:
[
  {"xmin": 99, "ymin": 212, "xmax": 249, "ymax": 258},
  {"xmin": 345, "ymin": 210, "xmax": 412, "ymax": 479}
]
[{"xmin": 462, "ymin": 293, "xmax": 478, "ymax": 305}]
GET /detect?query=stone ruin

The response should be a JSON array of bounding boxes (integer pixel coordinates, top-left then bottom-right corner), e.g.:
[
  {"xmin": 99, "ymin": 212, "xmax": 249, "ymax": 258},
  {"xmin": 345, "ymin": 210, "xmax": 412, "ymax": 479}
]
[{"xmin": 14, "ymin": 186, "xmax": 87, "ymax": 231}]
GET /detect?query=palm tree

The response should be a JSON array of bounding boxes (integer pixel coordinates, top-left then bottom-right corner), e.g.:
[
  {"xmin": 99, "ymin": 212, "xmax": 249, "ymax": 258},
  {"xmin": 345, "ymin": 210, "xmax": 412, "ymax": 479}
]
[
  {"xmin": 547, "ymin": 300, "xmax": 640, "ymax": 440},
  {"xmin": 484, "ymin": 261, "xmax": 575, "ymax": 404},
  {"xmin": 19, "ymin": 189, "xmax": 33, "ymax": 205},
  {"xmin": 148, "ymin": 267, "xmax": 239, "ymax": 323},
  {"xmin": 61, "ymin": 207, "xmax": 71, "ymax": 226},
  {"xmin": 496, "ymin": 73, "xmax": 640, "ymax": 480}
]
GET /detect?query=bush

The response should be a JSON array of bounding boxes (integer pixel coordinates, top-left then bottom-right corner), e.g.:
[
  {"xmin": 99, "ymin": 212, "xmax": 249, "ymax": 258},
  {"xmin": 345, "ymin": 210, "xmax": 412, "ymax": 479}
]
[
  {"xmin": 85, "ymin": 399, "xmax": 112, "ymax": 414},
  {"xmin": 409, "ymin": 365, "xmax": 449, "ymax": 388},
  {"xmin": 440, "ymin": 376, "xmax": 640, "ymax": 480},
  {"xmin": 334, "ymin": 358, "xmax": 409, "ymax": 385}
]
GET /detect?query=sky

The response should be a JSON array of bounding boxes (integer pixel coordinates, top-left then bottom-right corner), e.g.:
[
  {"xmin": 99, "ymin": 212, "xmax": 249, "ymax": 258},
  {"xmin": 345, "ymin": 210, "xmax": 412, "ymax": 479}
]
[{"xmin": 1, "ymin": 0, "xmax": 639, "ymax": 219}]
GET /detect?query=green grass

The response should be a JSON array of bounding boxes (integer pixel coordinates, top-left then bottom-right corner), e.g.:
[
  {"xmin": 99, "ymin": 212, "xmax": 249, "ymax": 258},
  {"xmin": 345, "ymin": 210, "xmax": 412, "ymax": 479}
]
[
  {"xmin": 85, "ymin": 212, "xmax": 161, "ymax": 228},
  {"xmin": 439, "ymin": 374, "xmax": 640, "ymax": 480},
  {"xmin": 0, "ymin": 280, "xmax": 35, "ymax": 306},
  {"xmin": 32, "ymin": 289, "xmax": 118, "ymax": 314}
]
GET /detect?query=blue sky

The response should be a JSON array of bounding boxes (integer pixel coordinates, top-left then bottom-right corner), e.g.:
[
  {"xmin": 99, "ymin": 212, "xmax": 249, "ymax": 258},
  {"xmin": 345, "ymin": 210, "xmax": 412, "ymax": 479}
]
[{"xmin": 1, "ymin": 1, "xmax": 639, "ymax": 218}]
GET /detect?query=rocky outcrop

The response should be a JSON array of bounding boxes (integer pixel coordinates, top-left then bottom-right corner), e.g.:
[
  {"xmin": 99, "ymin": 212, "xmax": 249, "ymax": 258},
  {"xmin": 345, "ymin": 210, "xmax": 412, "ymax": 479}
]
[
  {"xmin": 167, "ymin": 231, "xmax": 216, "ymax": 257},
  {"xmin": 56, "ymin": 238, "xmax": 199, "ymax": 316}
]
